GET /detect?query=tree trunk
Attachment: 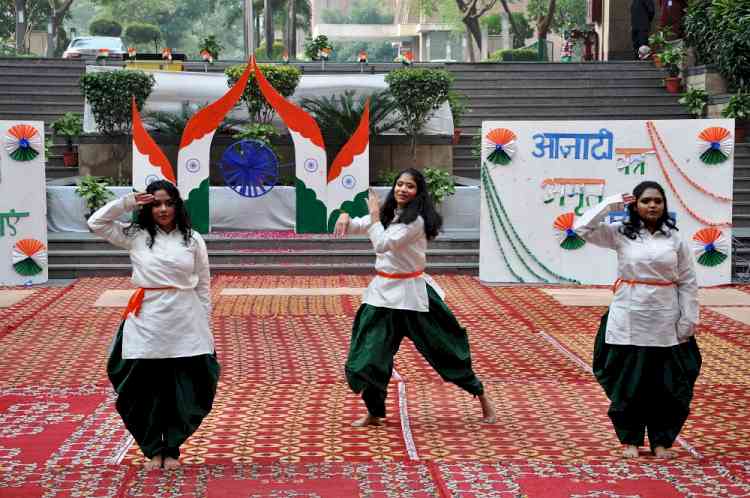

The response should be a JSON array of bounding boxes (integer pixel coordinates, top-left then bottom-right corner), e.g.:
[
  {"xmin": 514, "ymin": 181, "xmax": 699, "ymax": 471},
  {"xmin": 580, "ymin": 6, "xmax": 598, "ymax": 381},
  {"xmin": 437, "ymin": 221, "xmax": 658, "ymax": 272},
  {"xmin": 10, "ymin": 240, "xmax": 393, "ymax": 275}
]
[
  {"xmin": 536, "ymin": 0, "xmax": 556, "ymax": 60},
  {"xmin": 499, "ymin": 0, "xmax": 521, "ymax": 47},
  {"xmin": 46, "ymin": 0, "xmax": 75, "ymax": 58},
  {"xmin": 15, "ymin": 0, "xmax": 27, "ymax": 54},
  {"xmin": 464, "ymin": 15, "xmax": 482, "ymax": 62},
  {"xmin": 264, "ymin": 0, "xmax": 273, "ymax": 59},
  {"xmin": 289, "ymin": 0, "xmax": 297, "ymax": 58}
]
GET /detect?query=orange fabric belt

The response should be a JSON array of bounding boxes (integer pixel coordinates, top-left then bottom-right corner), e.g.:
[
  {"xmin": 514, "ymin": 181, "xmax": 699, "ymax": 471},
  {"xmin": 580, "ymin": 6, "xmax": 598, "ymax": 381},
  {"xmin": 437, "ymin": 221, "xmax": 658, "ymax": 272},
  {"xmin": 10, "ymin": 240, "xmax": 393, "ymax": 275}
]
[
  {"xmin": 376, "ymin": 269, "xmax": 424, "ymax": 279},
  {"xmin": 612, "ymin": 278, "xmax": 676, "ymax": 293},
  {"xmin": 122, "ymin": 287, "xmax": 176, "ymax": 319}
]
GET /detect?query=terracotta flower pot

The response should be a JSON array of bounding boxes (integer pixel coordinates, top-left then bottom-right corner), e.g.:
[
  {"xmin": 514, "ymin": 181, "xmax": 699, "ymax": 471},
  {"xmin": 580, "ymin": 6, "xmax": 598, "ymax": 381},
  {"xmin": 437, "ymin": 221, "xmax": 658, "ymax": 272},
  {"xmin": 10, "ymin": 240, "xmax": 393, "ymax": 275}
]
[
  {"xmin": 63, "ymin": 150, "xmax": 78, "ymax": 167},
  {"xmin": 665, "ymin": 77, "xmax": 682, "ymax": 94},
  {"xmin": 452, "ymin": 128, "xmax": 462, "ymax": 145}
]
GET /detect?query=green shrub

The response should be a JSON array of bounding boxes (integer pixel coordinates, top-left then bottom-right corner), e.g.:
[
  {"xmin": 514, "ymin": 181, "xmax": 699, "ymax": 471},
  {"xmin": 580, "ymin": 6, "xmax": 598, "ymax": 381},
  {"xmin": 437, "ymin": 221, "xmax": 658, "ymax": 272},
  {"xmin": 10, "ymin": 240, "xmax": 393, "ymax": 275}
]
[
  {"xmin": 199, "ymin": 35, "xmax": 224, "ymax": 60},
  {"xmin": 423, "ymin": 167, "xmax": 455, "ymax": 205},
  {"xmin": 711, "ymin": 0, "xmax": 750, "ymax": 91},
  {"xmin": 232, "ymin": 123, "xmax": 280, "ymax": 150},
  {"xmin": 721, "ymin": 92, "xmax": 750, "ymax": 120},
  {"xmin": 89, "ymin": 18, "xmax": 123, "ymax": 37},
  {"xmin": 254, "ymin": 41, "xmax": 286, "ymax": 61},
  {"xmin": 447, "ymin": 90, "xmax": 467, "ymax": 129},
  {"xmin": 225, "ymin": 63, "xmax": 301, "ymax": 124},
  {"xmin": 124, "ymin": 23, "xmax": 161, "ymax": 52},
  {"xmin": 385, "ymin": 68, "xmax": 453, "ymax": 157},
  {"xmin": 80, "ymin": 70, "xmax": 155, "ymax": 135},
  {"xmin": 75, "ymin": 176, "xmax": 115, "ymax": 217},
  {"xmin": 684, "ymin": 0, "xmax": 715, "ymax": 65},
  {"xmin": 304, "ymin": 35, "xmax": 332, "ymax": 61},
  {"xmin": 488, "ymin": 48, "xmax": 538, "ymax": 61},
  {"xmin": 679, "ymin": 88, "xmax": 709, "ymax": 117}
]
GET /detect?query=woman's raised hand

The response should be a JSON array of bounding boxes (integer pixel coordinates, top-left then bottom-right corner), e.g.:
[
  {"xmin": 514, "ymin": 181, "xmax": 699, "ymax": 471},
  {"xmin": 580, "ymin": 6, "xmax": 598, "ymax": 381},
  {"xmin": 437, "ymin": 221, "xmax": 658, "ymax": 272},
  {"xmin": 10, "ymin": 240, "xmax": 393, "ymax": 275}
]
[
  {"xmin": 367, "ymin": 188, "xmax": 380, "ymax": 222},
  {"xmin": 622, "ymin": 193, "xmax": 636, "ymax": 205},
  {"xmin": 134, "ymin": 192, "xmax": 155, "ymax": 206},
  {"xmin": 333, "ymin": 213, "xmax": 350, "ymax": 237}
]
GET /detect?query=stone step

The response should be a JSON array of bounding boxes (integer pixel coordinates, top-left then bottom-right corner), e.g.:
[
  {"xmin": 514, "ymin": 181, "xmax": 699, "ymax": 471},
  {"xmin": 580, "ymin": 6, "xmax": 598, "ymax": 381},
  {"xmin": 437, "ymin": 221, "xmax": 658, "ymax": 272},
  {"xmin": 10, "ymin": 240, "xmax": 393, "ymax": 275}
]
[
  {"xmin": 466, "ymin": 97, "xmax": 683, "ymax": 108},
  {"xmin": 48, "ymin": 261, "xmax": 478, "ymax": 278},
  {"xmin": 48, "ymin": 248, "xmax": 479, "ymax": 266},
  {"xmin": 0, "ymin": 93, "xmax": 84, "ymax": 104},
  {"xmin": 0, "ymin": 112, "xmax": 75, "ymax": 125},
  {"xmin": 47, "ymin": 233, "xmax": 479, "ymax": 251},
  {"xmin": 46, "ymin": 166, "xmax": 78, "ymax": 180},
  {"xmin": 0, "ymin": 101, "xmax": 84, "ymax": 113},
  {"xmin": 454, "ymin": 79, "xmax": 666, "ymax": 90},
  {"xmin": 459, "ymin": 87, "xmax": 675, "ymax": 98},
  {"xmin": 447, "ymin": 62, "xmax": 662, "ymax": 72},
  {"xmin": 733, "ymin": 202, "xmax": 750, "ymax": 215}
]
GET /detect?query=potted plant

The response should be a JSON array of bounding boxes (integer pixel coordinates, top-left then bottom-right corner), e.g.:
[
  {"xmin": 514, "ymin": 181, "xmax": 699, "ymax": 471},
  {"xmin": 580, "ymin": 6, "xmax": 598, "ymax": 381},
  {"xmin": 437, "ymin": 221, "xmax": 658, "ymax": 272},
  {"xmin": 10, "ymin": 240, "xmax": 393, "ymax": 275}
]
[
  {"xmin": 198, "ymin": 35, "xmax": 223, "ymax": 62},
  {"xmin": 447, "ymin": 90, "xmax": 467, "ymax": 144},
  {"xmin": 303, "ymin": 35, "xmax": 332, "ymax": 61},
  {"xmin": 721, "ymin": 92, "xmax": 750, "ymax": 143},
  {"xmin": 75, "ymin": 175, "xmax": 115, "ymax": 219},
  {"xmin": 648, "ymin": 25, "xmax": 674, "ymax": 67},
  {"xmin": 659, "ymin": 45, "xmax": 685, "ymax": 93},
  {"xmin": 52, "ymin": 112, "xmax": 83, "ymax": 167},
  {"xmin": 423, "ymin": 167, "xmax": 456, "ymax": 206},
  {"xmin": 679, "ymin": 88, "xmax": 709, "ymax": 118}
]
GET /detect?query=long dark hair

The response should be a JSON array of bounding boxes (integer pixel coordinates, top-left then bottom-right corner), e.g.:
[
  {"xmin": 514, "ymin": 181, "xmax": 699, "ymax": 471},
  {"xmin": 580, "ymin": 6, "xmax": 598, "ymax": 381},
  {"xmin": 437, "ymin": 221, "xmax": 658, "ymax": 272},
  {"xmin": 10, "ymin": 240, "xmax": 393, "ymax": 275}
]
[
  {"xmin": 125, "ymin": 180, "xmax": 193, "ymax": 248},
  {"xmin": 619, "ymin": 181, "xmax": 677, "ymax": 240},
  {"xmin": 380, "ymin": 168, "xmax": 442, "ymax": 240}
]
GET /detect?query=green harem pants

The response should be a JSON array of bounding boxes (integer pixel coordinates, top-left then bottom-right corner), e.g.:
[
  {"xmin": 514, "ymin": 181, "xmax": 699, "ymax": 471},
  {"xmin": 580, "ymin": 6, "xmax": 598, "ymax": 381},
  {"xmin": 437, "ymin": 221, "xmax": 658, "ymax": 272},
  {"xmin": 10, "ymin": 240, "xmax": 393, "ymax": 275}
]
[
  {"xmin": 107, "ymin": 322, "xmax": 220, "ymax": 459},
  {"xmin": 593, "ymin": 311, "xmax": 701, "ymax": 450},
  {"xmin": 345, "ymin": 285, "xmax": 484, "ymax": 418}
]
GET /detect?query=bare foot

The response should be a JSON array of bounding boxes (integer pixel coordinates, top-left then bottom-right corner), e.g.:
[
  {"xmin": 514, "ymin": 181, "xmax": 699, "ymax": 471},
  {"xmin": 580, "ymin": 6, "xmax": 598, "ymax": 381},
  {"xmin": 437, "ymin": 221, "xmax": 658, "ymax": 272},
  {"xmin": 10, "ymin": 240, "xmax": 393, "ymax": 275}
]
[
  {"xmin": 163, "ymin": 456, "xmax": 181, "ymax": 470},
  {"xmin": 479, "ymin": 394, "xmax": 496, "ymax": 424},
  {"xmin": 351, "ymin": 414, "xmax": 385, "ymax": 427},
  {"xmin": 622, "ymin": 445, "xmax": 639, "ymax": 459},
  {"xmin": 653, "ymin": 446, "xmax": 675, "ymax": 459},
  {"xmin": 143, "ymin": 454, "xmax": 163, "ymax": 470}
]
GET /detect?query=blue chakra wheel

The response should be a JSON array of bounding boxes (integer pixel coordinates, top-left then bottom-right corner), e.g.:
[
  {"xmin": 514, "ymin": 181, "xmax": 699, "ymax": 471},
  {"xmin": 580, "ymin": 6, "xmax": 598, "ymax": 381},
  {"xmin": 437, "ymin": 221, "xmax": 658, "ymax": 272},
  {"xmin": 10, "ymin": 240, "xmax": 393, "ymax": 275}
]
[{"xmin": 219, "ymin": 140, "xmax": 279, "ymax": 198}]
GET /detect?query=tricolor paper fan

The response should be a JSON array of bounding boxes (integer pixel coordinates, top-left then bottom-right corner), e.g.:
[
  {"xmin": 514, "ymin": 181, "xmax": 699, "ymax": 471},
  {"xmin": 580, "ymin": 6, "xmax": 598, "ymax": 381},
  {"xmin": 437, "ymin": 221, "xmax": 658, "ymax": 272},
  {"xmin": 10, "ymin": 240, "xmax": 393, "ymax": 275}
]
[
  {"xmin": 484, "ymin": 128, "xmax": 517, "ymax": 166},
  {"xmin": 5, "ymin": 124, "xmax": 41, "ymax": 162},
  {"xmin": 553, "ymin": 212, "xmax": 586, "ymax": 250},
  {"xmin": 12, "ymin": 239, "xmax": 47, "ymax": 276},
  {"xmin": 692, "ymin": 227, "xmax": 728, "ymax": 267},
  {"xmin": 697, "ymin": 127, "xmax": 733, "ymax": 165}
]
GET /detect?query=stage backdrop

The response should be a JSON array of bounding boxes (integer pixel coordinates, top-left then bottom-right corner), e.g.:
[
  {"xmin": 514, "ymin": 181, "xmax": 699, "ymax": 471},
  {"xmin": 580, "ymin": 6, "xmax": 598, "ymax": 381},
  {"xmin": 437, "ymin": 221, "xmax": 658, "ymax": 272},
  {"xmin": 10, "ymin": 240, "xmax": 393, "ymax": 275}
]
[
  {"xmin": 0, "ymin": 121, "xmax": 48, "ymax": 286},
  {"xmin": 479, "ymin": 119, "xmax": 735, "ymax": 286}
]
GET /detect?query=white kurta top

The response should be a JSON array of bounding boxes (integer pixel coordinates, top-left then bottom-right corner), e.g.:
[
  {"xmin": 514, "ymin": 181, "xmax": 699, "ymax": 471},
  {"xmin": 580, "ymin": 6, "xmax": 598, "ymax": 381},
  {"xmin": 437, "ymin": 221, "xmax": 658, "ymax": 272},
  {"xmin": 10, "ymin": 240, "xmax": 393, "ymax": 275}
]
[
  {"xmin": 573, "ymin": 194, "xmax": 699, "ymax": 347},
  {"xmin": 347, "ymin": 214, "xmax": 444, "ymax": 312},
  {"xmin": 88, "ymin": 195, "xmax": 214, "ymax": 359}
]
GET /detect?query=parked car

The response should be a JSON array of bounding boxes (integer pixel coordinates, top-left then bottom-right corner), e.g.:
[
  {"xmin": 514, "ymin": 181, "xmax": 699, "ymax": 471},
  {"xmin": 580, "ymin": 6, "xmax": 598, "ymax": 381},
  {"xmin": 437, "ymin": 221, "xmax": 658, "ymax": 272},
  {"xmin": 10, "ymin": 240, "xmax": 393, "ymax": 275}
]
[{"xmin": 62, "ymin": 36, "xmax": 125, "ymax": 59}]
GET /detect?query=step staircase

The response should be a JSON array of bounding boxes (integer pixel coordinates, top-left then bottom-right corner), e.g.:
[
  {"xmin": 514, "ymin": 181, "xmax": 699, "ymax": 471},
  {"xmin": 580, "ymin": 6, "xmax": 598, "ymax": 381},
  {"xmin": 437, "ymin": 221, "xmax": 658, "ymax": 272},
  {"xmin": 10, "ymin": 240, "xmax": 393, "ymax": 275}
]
[
  {"xmin": 3, "ymin": 58, "xmax": 748, "ymax": 278},
  {"xmin": 0, "ymin": 58, "xmax": 86, "ymax": 180},
  {"xmin": 46, "ymin": 231, "xmax": 479, "ymax": 278}
]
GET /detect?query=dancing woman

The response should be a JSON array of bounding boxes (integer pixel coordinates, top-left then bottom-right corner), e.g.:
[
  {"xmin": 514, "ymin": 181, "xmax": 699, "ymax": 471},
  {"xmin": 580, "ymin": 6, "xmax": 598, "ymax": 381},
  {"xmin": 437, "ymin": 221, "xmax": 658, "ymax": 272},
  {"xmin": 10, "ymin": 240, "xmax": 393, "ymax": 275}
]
[
  {"xmin": 334, "ymin": 168, "xmax": 495, "ymax": 427},
  {"xmin": 89, "ymin": 180, "xmax": 219, "ymax": 470},
  {"xmin": 574, "ymin": 181, "xmax": 701, "ymax": 458}
]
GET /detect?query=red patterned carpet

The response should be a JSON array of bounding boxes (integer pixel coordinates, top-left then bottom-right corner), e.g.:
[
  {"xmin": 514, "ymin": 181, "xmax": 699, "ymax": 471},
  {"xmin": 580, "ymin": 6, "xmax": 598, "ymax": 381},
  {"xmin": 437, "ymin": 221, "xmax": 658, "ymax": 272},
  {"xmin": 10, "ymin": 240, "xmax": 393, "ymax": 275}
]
[{"xmin": 1, "ymin": 275, "xmax": 749, "ymax": 496}]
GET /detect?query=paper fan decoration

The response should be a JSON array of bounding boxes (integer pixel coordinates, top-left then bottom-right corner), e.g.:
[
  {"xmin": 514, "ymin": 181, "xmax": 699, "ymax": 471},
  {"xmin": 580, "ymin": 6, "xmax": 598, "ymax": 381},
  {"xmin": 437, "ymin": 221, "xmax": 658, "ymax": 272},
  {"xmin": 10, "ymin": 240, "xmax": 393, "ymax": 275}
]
[
  {"xmin": 12, "ymin": 239, "xmax": 47, "ymax": 276},
  {"xmin": 484, "ymin": 128, "xmax": 517, "ymax": 166},
  {"xmin": 5, "ymin": 124, "xmax": 42, "ymax": 162},
  {"xmin": 692, "ymin": 227, "xmax": 728, "ymax": 267},
  {"xmin": 697, "ymin": 127, "xmax": 733, "ymax": 165},
  {"xmin": 553, "ymin": 213, "xmax": 586, "ymax": 250}
]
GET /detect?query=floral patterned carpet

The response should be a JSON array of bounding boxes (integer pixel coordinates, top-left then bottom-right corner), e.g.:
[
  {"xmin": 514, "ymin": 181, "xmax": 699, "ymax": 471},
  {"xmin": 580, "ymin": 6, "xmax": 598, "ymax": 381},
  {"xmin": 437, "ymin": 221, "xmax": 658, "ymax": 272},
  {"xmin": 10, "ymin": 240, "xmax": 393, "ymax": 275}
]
[{"xmin": 0, "ymin": 275, "xmax": 748, "ymax": 496}]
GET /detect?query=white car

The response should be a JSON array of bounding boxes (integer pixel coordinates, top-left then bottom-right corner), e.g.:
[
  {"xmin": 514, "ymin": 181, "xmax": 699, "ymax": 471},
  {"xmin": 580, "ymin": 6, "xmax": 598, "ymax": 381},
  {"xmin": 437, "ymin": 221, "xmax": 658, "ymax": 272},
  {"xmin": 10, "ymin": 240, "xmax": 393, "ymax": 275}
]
[{"xmin": 62, "ymin": 36, "xmax": 125, "ymax": 59}]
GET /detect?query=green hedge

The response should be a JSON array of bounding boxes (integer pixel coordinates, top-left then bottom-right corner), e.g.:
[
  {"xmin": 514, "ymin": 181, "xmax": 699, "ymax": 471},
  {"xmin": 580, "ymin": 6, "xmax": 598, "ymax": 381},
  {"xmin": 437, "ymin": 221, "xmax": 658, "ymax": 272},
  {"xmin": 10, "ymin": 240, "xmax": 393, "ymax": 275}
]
[
  {"xmin": 488, "ymin": 48, "xmax": 538, "ymax": 61},
  {"xmin": 89, "ymin": 18, "xmax": 123, "ymax": 37},
  {"xmin": 225, "ymin": 64, "xmax": 302, "ymax": 124},
  {"xmin": 80, "ymin": 70, "xmax": 155, "ymax": 135}
]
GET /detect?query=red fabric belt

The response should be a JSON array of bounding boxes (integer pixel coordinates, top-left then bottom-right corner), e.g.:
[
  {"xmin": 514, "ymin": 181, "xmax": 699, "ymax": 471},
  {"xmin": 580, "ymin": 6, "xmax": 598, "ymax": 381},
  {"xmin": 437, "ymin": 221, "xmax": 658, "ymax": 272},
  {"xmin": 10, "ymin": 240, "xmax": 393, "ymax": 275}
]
[
  {"xmin": 122, "ymin": 287, "xmax": 176, "ymax": 319},
  {"xmin": 612, "ymin": 278, "xmax": 676, "ymax": 293},
  {"xmin": 376, "ymin": 270, "xmax": 424, "ymax": 279}
]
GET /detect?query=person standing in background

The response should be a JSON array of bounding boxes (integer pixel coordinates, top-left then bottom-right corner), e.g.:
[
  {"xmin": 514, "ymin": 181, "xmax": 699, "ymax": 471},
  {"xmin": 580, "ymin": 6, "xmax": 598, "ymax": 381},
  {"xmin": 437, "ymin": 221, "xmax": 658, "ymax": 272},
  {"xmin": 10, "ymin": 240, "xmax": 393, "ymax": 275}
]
[{"xmin": 631, "ymin": 0, "xmax": 656, "ymax": 60}]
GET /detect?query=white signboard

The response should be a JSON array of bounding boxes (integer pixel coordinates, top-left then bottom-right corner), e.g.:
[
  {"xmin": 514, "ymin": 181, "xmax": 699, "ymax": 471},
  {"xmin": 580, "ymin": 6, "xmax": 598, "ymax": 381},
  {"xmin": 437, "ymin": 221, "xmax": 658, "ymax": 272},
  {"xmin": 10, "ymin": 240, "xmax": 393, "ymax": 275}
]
[
  {"xmin": 479, "ymin": 119, "xmax": 734, "ymax": 286},
  {"xmin": 0, "ymin": 121, "xmax": 48, "ymax": 286}
]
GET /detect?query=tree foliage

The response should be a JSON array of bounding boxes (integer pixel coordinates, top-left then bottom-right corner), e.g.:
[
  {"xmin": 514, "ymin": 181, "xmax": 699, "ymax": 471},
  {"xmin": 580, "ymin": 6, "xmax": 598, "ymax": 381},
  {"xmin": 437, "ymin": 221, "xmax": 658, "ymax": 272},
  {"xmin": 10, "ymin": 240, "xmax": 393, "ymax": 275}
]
[{"xmin": 526, "ymin": 0, "xmax": 586, "ymax": 34}]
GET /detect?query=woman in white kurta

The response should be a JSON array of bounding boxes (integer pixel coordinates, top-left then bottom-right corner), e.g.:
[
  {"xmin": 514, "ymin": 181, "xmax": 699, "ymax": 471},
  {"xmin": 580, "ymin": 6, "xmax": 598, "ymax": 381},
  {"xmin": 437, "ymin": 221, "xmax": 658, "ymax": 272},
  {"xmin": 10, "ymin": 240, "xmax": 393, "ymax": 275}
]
[
  {"xmin": 573, "ymin": 181, "xmax": 701, "ymax": 459},
  {"xmin": 88, "ymin": 180, "xmax": 219, "ymax": 470},
  {"xmin": 334, "ymin": 168, "xmax": 495, "ymax": 427}
]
